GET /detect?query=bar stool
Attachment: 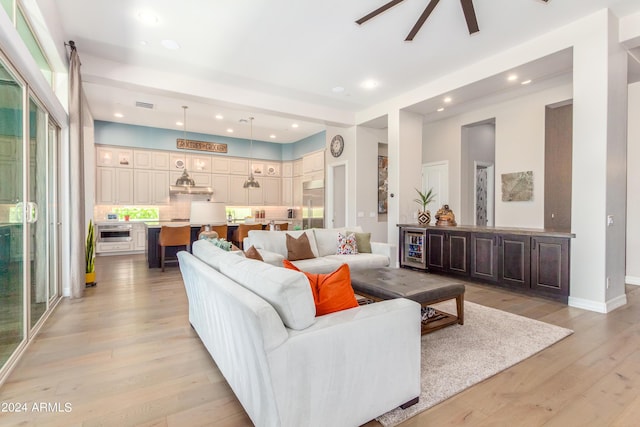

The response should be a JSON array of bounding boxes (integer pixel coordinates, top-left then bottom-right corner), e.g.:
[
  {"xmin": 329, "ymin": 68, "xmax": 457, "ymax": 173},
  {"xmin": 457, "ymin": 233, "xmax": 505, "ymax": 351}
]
[
  {"xmin": 231, "ymin": 223, "xmax": 262, "ymax": 249},
  {"xmin": 277, "ymin": 223, "xmax": 288, "ymax": 231},
  {"xmin": 198, "ymin": 225, "xmax": 228, "ymax": 240},
  {"xmin": 159, "ymin": 225, "xmax": 191, "ymax": 272}
]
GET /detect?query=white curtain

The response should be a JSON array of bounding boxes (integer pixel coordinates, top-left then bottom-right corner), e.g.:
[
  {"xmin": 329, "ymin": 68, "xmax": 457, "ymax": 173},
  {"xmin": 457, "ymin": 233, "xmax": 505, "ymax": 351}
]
[{"xmin": 68, "ymin": 45, "xmax": 86, "ymax": 298}]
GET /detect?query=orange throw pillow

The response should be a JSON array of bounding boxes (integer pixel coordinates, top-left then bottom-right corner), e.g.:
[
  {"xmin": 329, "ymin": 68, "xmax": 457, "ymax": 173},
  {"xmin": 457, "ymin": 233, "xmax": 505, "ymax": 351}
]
[{"xmin": 283, "ymin": 260, "xmax": 359, "ymax": 316}]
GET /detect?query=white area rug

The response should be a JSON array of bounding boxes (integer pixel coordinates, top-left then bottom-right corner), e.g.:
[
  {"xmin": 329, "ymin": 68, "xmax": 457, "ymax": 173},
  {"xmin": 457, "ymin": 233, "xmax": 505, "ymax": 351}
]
[{"xmin": 377, "ymin": 301, "xmax": 573, "ymax": 426}]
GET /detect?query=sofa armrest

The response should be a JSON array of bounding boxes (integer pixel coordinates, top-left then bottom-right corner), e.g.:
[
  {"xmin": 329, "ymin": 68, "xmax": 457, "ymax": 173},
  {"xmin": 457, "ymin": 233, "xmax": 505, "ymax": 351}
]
[
  {"xmin": 267, "ymin": 298, "xmax": 421, "ymax": 427},
  {"xmin": 371, "ymin": 241, "xmax": 397, "ymax": 267}
]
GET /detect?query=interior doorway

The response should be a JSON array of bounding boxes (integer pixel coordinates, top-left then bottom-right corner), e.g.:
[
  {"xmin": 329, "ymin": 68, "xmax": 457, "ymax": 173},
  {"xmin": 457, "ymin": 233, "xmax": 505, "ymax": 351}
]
[
  {"xmin": 328, "ymin": 162, "xmax": 347, "ymax": 228},
  {"xmin": 473, "ymin": 161, "xmax": 494, "ymax": 226},
  {"xmin": 461, "ymin": 119, "xmax": 495, "ymax": 225},
  {"xmin": 421, "ymin": 161, "xmax": 449, "ymax": 213}
]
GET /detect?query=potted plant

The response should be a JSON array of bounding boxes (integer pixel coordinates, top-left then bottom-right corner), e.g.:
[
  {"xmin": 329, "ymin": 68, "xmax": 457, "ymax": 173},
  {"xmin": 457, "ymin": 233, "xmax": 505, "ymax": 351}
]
[
  {"xmin": 85, "ymin": 220, "xmax": 96, "ymax": 287},
  {"xmin": 414, "ymin": 188, "xmax": 436, "ymax": 225}
]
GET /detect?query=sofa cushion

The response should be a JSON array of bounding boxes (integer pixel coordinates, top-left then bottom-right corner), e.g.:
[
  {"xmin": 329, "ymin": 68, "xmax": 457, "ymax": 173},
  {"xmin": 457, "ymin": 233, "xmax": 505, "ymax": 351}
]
[
  {"xmin": 324, "ymin": 253, "xmax": 390, "ymax": 270},
  {"xmin": 349, "ymin": 231, "xmax": 372, "ymax": 253},
  {"xmin": 244, "ymin": 245, "xmax": 264, "ymax": 261},
  {"xmin": 313, "ymin": 228, "xmax": 346, "ymax": 256},
  {"xmin": 283, "ymin": 260, "xmax": 358, "ymax": 316},
  {"xmin": 192, "ymin": 239, "xmax": 243, "ymax": 271},
  {"xmin": 219, "ymin": 256, "xmax": 316, "ymax": 330},
  {"xmin": 286, "ymin": 233, "xmax": 316, "ymax": 261},
  {"xmin": 337, "ymin": 232, "xmax": 358, "ymax": 255},
  {"xmin": 247, "ymin": 230, "xmax": 319, "ymax": 259},
  {"xmin": 289, "ymin": 257, "xmax": 343, "ymax": 274}
]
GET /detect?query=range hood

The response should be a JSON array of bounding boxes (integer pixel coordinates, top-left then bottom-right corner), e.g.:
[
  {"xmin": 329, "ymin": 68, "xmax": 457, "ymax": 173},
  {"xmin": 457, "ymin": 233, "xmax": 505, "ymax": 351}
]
[
  {"xmin": 169, "ymin": 185, "xmax": 213, "ymax": 195},
  {"xmin": 169, "ymin": 169, "xmax": 213, "ymax": 195}
]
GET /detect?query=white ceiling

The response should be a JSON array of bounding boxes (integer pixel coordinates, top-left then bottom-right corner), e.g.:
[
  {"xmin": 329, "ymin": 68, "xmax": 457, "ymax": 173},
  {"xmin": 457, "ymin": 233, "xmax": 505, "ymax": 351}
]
[{"xmin": 48, "ymin": 0, "xmax": 640, "ymax": 142}]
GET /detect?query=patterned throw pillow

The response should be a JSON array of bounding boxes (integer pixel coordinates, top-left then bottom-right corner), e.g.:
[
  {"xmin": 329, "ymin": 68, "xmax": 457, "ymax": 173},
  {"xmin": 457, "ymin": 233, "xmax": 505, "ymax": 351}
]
[
  {"xmin": 337, "ymin": 232, "xmax": 358, "ymax": 255},
  {"xmin": 202, "ymin": 237, "xmax": 233, "ymax": 251}
]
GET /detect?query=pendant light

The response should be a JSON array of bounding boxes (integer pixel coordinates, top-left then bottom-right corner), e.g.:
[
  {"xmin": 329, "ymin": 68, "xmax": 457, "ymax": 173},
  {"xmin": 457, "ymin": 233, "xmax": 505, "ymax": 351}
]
[
  {"xmin": 243, "ymin": 117, "xmax": 260, "ymax": 189},
  {"xmin": 175, "ymin": 105, "xmax": 195, "ymax": 187}
]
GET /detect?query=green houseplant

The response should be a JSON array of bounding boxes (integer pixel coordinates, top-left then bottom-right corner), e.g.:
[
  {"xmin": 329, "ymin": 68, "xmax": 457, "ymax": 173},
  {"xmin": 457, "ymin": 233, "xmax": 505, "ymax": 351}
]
[
  {"xmin": 85, "ymin": 220, "xmax": 96, "ymax": 287},
  {"xmin": 414, "ymin": 188, "xmax": 436, "ymax": 225}
]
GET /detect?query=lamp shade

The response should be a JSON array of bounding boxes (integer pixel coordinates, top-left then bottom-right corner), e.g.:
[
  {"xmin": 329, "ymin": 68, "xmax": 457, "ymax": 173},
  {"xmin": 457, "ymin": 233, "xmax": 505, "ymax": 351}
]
[{"xmin": 190, "ymin": 201, "xmax": 227, "ymax": 225}]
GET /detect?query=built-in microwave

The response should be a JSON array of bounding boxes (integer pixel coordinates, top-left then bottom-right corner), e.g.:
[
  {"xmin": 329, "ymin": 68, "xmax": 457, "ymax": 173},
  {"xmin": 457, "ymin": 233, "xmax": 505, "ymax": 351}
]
[{"xmin": 97, "ymin": 223, "xmax": 132, "ymax": 242}]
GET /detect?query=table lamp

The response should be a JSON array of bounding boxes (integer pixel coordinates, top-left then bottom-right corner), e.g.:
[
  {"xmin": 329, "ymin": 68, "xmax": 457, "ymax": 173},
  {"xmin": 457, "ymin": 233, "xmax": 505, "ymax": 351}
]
[{"xmin": 190, "ymin": 201, "xmax": 227, "ymax": 239}]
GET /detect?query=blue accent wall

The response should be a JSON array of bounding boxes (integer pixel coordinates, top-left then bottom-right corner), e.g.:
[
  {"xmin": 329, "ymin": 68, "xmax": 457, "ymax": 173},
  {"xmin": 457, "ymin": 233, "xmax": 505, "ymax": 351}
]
[{"xmin": 94, "ymin": 121, "xmax": 325, "ymax": 161}]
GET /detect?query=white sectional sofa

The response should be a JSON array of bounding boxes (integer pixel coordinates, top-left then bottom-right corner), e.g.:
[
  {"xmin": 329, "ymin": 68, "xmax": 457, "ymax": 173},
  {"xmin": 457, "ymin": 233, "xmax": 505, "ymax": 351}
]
[
  {"xmin": 178, "ymin": 240, "xmax": 421, "ymax": 427},
  {"xmin": 244, "ymin": 227, "xmax": 395, "ymax": 273}
]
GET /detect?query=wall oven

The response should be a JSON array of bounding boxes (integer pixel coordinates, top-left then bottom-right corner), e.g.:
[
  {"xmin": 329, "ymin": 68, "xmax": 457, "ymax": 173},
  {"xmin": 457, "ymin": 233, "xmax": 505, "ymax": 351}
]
[{"xmin": 97, "ymin": 223, "xmax": 133, "ymax": 243}]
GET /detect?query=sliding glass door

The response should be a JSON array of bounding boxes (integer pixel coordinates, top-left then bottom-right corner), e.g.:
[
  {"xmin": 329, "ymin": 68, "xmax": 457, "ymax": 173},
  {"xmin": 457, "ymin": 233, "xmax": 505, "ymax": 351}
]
[
  {"xmin": 0, "ymin": 53, "xmax": 60, "ymax": 377},
  {"xmin": 0, "ymin": 58, "xmax": 25, "ymax": 368}
]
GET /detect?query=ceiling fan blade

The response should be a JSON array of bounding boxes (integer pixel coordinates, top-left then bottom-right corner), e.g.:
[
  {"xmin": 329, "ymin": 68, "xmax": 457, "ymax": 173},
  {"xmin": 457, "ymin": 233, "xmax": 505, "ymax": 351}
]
[
  {"xmin": 460, "ymin": 0, "xmax": 479, "ymax": 34},
  {"xmin": 405, "ymin": 0, "xmax": 441, "ymax": 41},
  {"xmin": 356, "ymin": 0, "xmax": 407, "ymax": 25}
]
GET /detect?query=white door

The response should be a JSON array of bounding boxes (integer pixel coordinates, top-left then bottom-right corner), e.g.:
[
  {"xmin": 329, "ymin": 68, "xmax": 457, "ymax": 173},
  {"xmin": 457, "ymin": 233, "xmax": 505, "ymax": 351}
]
[
  {"xmin": 330, "ymin": 163, "xmax": 346, "ymax": 228},
  {"xmin": 422, "ymin": 161, "xmax": 449, "ymax": 213}
]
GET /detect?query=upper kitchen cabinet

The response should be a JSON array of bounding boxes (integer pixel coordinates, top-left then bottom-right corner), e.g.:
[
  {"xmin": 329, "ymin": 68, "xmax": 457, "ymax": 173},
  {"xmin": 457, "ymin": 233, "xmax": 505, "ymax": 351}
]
[
  {"xmin": 96, "ymin": 167, "xmax": 133, "ymax": 204},
  {"xmin": 229, "ymin": 158, "xmax": 249, "ymax": 175},
  {"xmin": 97, "ymin": 147, "xmax": 133, "ymax": 168},
  {"xmin": 187, "ymin": 154, "xmax": 212, "ymax": 173},
  {"xmin": 133, "ymin": 150, "xmax": 170, "ymax": 170},
  {"xmin": 169, "ymin": 152, "xmax": 186, "ymax": 171},
  {"xmin": 212, "ymin": 157, "xmax": 231, "ymax": 174},
  {"xmin": 302, "ymin": 151, "xmax": 324, "ymax": 175},
  {"xmin": 282, "ymin": 161, "xmax": 293, "ymax": 178}
]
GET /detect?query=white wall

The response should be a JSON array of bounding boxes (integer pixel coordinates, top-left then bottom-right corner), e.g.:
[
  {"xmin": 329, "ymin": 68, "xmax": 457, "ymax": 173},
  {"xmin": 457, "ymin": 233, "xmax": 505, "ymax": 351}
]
[
  {"xmin": 626, "ymin": 82, "xmax": 640, "ymax": 284},
  {"xmin": 355, "ymin": 126, "xmax": 388, "ymax": 242},
  {"xmin": 423, "ymin": 83, "xmax": 572, "ymax": 228}
]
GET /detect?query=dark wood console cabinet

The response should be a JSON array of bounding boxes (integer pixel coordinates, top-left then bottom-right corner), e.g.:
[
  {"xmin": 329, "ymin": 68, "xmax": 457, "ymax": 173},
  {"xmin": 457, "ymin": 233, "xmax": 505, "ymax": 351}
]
[{"xmin": 398, "ymin": 224, "xmax": 573, "ymax": 303}]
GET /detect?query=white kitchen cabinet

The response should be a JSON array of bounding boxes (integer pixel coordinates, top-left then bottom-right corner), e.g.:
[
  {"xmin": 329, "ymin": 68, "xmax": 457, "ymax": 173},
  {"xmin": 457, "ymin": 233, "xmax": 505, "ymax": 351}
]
[
  {"xmin": 293, "ymin": 176, "xmax": 303, "ymax": 207},
  {"xmin": 134, "ymin": 169, "xmax": 152, "ymax": 204},
  {"xmin": 303, "ymin": 151, "xmax": 324, "ymax": 175},
  {"xmin": 247, "ymin": 183, "xmax": 264, "ymax": 205},
  {"xmin": 134, "ymin": 150, "xmax": 172, "ymax": 171},
  {"xmin": 211, "ymin": 174, "xmax": 229, "ymax": 203},
  {"xmin": 187, "ymin": 154, "xmax": 212, "ymax": 172},
  {"xmin": 135, "ymin": 169, "xmax": 169, "ymax": 205},
  {"xmin": 97, "ymin": 147, "xmax": 133, "ymax": 168},
  {"xmin": 229, "ymin": 158, "xmax": 249, "ymax": 175},
  {"xmin": 212, "ymin": 156, "xmax": 230, "ymax": 174},
  {"xmin": 96, "ymin": 167, "xmax": 133, "ymax": 204},
  {"xmin": 282, "ymin": 177, "xmax": 293, "ymax": 206},
  {"xmin": 282, "ymin": 161, "xmax": 293, "ymax": 178},
  {"xmin": 228, "ymin": 176, "xmax": 248, "ymax": 204},
  {"xmin": 133, "ymin": 223, "xmax": 146, "ymax": 251},
  {"xmin": 263, "ymin": 177, "xmax": 281, "ymax": 205},
  {"xmin": 170, "ymin": 152, "xmax": 186, "ymax": 171},
  {"xmin": 293, "ymin": 159, "xmax": 303, "ymax": 177},
  {"xmin": 150, "ymin": 170, "xmax": 170, "ymax": 204}
]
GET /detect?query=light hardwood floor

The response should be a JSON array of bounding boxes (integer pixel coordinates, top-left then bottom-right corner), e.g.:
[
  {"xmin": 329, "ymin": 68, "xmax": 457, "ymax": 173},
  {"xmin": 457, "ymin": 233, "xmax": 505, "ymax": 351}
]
[{"xmin": 1, "ymin": 254, "xmax": 639, "ymax": 426}]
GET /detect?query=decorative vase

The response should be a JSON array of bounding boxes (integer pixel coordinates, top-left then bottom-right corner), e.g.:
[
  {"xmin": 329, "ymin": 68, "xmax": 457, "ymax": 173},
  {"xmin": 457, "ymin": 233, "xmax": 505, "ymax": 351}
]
[
  {"xmin": 85, "ymin": 271, "xmax": 96, "ymax": 287},
  {"xmin": 418, "ymin": 210, "xmax": 431, "ymax": 225}
]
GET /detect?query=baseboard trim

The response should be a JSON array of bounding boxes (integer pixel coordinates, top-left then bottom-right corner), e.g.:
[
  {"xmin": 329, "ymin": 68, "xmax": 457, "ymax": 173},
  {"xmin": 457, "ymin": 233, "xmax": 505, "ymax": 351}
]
[
  {"xmin": 569, "ymin": 293, "xmax": 628, "ymax": 313},
  {"xmin": 625, "ymin": 275, "xmax": 640, "ymax": 286}
]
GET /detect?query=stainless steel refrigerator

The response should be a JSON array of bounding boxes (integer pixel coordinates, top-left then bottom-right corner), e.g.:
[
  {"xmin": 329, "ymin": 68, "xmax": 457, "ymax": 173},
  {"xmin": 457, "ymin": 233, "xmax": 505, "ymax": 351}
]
[{"xmin": 302, "ymin": 180, "xmax": 324, "ymax": 229}]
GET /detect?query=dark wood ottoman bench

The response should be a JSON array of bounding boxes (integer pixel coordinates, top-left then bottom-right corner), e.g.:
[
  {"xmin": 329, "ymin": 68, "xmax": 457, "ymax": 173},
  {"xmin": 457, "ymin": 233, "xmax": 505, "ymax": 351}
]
[{"xmin": 350, "ymin": 267, "xmax": 465, "ymax": 335}]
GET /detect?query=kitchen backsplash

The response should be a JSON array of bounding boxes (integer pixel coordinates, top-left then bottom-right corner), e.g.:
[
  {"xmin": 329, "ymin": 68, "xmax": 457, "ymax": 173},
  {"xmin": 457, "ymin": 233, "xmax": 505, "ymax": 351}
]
[{"xmin": 94, "ymin": 194, "xmax": 294, "ymax": 222}]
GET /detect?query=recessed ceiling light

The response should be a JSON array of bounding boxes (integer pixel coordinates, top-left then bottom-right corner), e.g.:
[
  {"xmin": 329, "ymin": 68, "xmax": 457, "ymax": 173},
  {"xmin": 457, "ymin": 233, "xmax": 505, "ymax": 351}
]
[
  {"xmin": 161, "ymin": 39, "xmax": 180, "ymax": 50},
  {"xmin": 270, "ymin": 134, "xmax": 276, "ymax": 139},
  {"xmin": 444, "ymin": 97, "xmax": 452, "ymax": 103},
  {"xmin": 507, "ymin": 74, "xmax": 518, "ymax": 82},
  {"xmin": 361, "ymin": 79, "xmax": 379, "ymax": 89},
  {"xmin": 114, "ymin": 113, "xmax": 123, "ymax": 118},
  {"xmin": 176, "ymin": 121, "xmax": 183, "ymax": 126},
  {"xmin": 437, "ymin": 107, "xmax": 445, "ymax": 112},
  {"xmin": 215, "ymin": 114, "xmax": 223, "ymax": 120},
  {"xmin": 136, "ymin": 11, "xmax": 159, "ymax": 25},
  {"xmin": 291, "ymin": 123, "xmax": 299, "ymax": 128},
  {"xmin": 227, "ymin": 128, "xmax": 234, "ymax": 133},
  {"xmin": 521, "ymin": 79, "xmax": 532, "ymax": 85},
  {"xmin": 332, "ymin": 86, "xmax": 345, "ymax": 93}
]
